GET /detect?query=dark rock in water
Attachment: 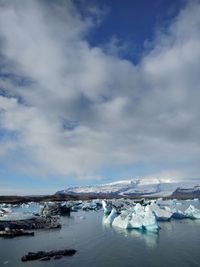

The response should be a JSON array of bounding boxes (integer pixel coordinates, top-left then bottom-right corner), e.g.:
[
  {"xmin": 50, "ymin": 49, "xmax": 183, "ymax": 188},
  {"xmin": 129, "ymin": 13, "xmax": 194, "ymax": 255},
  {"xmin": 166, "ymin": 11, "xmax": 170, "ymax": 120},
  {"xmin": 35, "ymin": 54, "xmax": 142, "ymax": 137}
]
[
  {"xmin": 21, "ymin": 249, "xmax": 77, "ymax": 262},
  {"xmin": 0, "ymin": 228, "xmax": 34, "ymax": 238},
  {"xmin": 0, "ymin": 216, "xmax": 61, "ymax": 231}
]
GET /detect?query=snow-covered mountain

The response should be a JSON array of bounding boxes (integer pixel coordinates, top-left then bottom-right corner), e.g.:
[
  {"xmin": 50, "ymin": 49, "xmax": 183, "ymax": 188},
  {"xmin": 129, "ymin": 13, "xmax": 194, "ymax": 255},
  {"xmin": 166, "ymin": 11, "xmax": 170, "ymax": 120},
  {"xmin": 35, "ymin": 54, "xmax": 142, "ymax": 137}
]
[{"xmin": 56, "ymin": 178, "xmax": 200, "ymax": 197}]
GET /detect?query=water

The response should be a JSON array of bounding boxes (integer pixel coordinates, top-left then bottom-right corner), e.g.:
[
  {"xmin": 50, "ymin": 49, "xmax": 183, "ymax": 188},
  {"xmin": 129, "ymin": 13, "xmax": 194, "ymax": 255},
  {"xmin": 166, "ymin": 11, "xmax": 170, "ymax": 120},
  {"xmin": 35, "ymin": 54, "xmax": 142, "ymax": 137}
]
[{"xmin": 0, "ymin": 206, "xmax": 200, "ymax": 267}]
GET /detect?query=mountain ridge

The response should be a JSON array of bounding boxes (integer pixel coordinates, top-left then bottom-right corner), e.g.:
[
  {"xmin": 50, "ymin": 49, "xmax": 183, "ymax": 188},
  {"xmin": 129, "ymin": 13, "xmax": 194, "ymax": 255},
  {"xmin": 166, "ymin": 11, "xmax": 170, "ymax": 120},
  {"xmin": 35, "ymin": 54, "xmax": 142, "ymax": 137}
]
[{"xmin": 56, "ymin": 178, "xmax": 200, "ymax": 198}]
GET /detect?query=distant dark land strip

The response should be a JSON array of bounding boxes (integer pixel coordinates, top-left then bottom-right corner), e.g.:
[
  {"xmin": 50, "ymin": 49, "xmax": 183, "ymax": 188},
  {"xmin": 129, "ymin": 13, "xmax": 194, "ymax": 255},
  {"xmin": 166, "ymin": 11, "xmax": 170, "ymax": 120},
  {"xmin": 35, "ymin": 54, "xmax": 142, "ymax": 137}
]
[
  {"xmin": 0, "ymin": 193, "xmax": 121, "ymax": 204},
  {"xmin": 0, "ymin": 189, "xmax": 199, "ymax": 204}
]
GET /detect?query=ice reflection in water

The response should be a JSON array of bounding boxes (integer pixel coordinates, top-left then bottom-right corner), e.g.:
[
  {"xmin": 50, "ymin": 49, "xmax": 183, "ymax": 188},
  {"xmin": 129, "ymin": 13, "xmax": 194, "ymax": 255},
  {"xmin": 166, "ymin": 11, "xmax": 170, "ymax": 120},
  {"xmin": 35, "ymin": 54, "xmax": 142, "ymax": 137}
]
[
  {"xmin": 102, "ymin": 216, "xmax": 159, "ymax": 248},
  {"xmin": 114, "ymin": 227, "xmax": 159, "ymax": 248}
]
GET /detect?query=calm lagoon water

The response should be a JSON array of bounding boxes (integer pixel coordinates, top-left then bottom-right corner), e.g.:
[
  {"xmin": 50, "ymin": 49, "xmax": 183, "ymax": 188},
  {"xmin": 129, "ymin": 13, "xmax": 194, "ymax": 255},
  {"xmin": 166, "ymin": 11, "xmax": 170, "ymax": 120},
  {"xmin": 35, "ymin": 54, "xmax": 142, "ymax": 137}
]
[{"xmin": 1, "ymin": 209, "xmax": 200, "ymax": 267}]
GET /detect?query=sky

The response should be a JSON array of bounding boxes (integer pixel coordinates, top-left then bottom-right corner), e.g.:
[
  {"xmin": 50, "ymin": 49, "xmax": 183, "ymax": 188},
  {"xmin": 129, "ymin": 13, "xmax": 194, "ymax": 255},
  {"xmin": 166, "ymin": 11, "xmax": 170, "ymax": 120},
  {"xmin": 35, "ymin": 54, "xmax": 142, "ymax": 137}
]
[{"xmin": 0, "ymin": 0, "xmax": 200, "ymax": 195}]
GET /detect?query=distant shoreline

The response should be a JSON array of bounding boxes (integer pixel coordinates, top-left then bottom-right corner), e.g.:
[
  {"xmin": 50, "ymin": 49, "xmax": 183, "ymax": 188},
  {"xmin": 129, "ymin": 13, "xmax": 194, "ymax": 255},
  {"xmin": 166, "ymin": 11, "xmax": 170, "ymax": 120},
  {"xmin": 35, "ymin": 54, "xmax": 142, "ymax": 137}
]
[
  {"xmin": 0, "ymin": 194, "xmax": 122, "ymax": 204},
  {"xmin": 0, "ymin": 192, "xmax": 199, "ymax": 204}
]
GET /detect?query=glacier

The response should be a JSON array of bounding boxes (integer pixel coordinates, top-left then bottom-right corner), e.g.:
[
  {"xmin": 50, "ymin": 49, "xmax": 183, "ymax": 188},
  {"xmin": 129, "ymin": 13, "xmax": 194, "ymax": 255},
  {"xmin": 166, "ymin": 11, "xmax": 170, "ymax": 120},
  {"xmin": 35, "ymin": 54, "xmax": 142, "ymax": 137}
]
[{"xmin": 57, "ymin": 178, "xmax": 200, "ymax": 198}]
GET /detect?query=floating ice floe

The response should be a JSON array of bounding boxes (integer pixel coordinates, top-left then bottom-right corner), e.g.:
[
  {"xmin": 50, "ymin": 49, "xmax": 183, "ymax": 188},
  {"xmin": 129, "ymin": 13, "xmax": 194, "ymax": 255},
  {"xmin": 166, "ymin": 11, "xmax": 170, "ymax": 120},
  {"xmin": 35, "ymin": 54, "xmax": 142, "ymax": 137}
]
[
  {"xmin": 184, "ymin": 205, "xmax": 200, "ymax": 219},
  {"xmin": 0, "ymin": 212, "xmax": 36, "ymax": 221}
]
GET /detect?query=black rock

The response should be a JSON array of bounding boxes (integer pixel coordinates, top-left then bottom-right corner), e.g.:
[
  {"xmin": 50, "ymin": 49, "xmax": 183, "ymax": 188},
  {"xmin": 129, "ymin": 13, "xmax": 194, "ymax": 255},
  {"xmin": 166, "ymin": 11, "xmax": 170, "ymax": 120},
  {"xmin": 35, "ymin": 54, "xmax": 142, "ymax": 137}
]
[
  {"xmin": 0, "ymin": 216, "xmax": 61, "ymax": 231},
  {"xmin": 21, "ymin": 249, "xmax": 77, "ymax": 262}
]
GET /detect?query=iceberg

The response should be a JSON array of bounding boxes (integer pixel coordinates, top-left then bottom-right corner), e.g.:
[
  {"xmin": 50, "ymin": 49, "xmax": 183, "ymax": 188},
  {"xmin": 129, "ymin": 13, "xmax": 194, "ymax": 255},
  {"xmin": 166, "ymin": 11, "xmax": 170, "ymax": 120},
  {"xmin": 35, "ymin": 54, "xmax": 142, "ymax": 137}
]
[
  {"xmin": 148, "ymin": 203, "xmax": 172, "ymax": 221},
  {"xmin": 171, "ymin": 208, "xmax": 187, "ymax": 219},
  {"xmin": 112, "ymin": 213, "xmax": 132, "ymax": 229},
  {"xmin": 184, "ymin": 205, "xmax": 200, "ymax": 219},
  {"xmin": 129, "ymin": 213, "xmax": 143, "ymax": 229},
  {"xmin": 82, "ymin": 202, "xmax": 97, "ymax": 210},
  {"xmin": 103, "ymin": 208, "xmax": 118, "ymax": 225},
  {"xmin": 134, "ymin": 203, "xmax": 145, "ymax": 216},
  {"xmin": 102, "ymin": 200, "xmax": 112, "ymax": 215},
  {"xmin": 111, "ymin": 206, "xmax": 159, "ymax": 231},
  {"xmin": 142, "ymin": 210, "xmax": 159, "ymax": 231}
]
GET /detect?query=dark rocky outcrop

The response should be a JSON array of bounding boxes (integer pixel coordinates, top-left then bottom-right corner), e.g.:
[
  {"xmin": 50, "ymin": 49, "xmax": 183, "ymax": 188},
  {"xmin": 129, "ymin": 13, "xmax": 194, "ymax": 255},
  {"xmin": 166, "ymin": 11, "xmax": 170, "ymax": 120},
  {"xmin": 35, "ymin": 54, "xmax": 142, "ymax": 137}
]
[
  {"xmin": 171, "ymin": 186, "xmax": 200, "ymax": 199},
  {"xmin": 0, "ymin": 216, "xmax": 61, "ymax": 231},
  {"xmin": 21, "ymin": 249, "xmax": 77, "ymax": 262}
]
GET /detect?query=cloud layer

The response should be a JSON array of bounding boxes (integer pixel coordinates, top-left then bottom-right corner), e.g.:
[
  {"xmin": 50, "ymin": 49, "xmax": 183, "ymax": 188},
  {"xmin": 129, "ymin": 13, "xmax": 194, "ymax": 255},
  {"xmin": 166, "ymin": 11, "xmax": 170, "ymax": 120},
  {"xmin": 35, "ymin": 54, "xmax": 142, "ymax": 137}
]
[{"xmin": 0, "ymin": 0, "xmax": 200, "ymax": 181}]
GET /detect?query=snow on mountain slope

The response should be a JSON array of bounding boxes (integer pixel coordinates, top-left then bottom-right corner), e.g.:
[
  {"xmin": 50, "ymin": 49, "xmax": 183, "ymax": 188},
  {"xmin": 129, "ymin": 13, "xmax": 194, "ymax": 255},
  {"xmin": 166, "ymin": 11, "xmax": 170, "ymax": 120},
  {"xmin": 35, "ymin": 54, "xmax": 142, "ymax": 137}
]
[{"xmin": 56, "ymin": 178, "xmax": 200, "ymax": 197}]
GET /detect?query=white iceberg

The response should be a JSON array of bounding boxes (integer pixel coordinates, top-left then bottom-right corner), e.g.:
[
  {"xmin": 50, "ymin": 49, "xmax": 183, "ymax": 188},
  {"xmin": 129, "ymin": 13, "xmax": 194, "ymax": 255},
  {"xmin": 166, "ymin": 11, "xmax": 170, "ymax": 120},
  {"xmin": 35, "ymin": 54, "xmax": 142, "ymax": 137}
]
[
  {"xmin": 142, "ymin": 210, "xmax": 159, "ymax": 231},
  {"xmin": 112, "ymin": 213, "xmax": 132, "ymax": 229},
  {"xmin": 129, "ymin": 213, "xmax": 143, "ymax": 229},
  {"xmin": 103, "ymin": 208, "xmax": 118, "ymax": 225},
  {"xmin": 184, "ymin": 205, "xmax": 200, "ymax": 219},
  {"xmin": 112, "ymin": 206, "xmax": 159, "ymax": 231},
  {"xmin": 148, "ymin": 203, "xmax": 172, "ymax": 221},
  {"xmin": 134, "ymin": 203, "xmax": 145, "ymax": 216}
]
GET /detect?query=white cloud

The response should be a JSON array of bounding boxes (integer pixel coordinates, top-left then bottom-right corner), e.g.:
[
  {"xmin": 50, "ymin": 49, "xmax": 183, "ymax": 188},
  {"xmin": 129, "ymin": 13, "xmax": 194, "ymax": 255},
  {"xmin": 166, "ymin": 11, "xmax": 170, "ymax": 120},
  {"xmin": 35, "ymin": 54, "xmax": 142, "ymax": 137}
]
[{"xmin": 0, "ymin": 0, "xmax": 200, "ymax": 182}]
